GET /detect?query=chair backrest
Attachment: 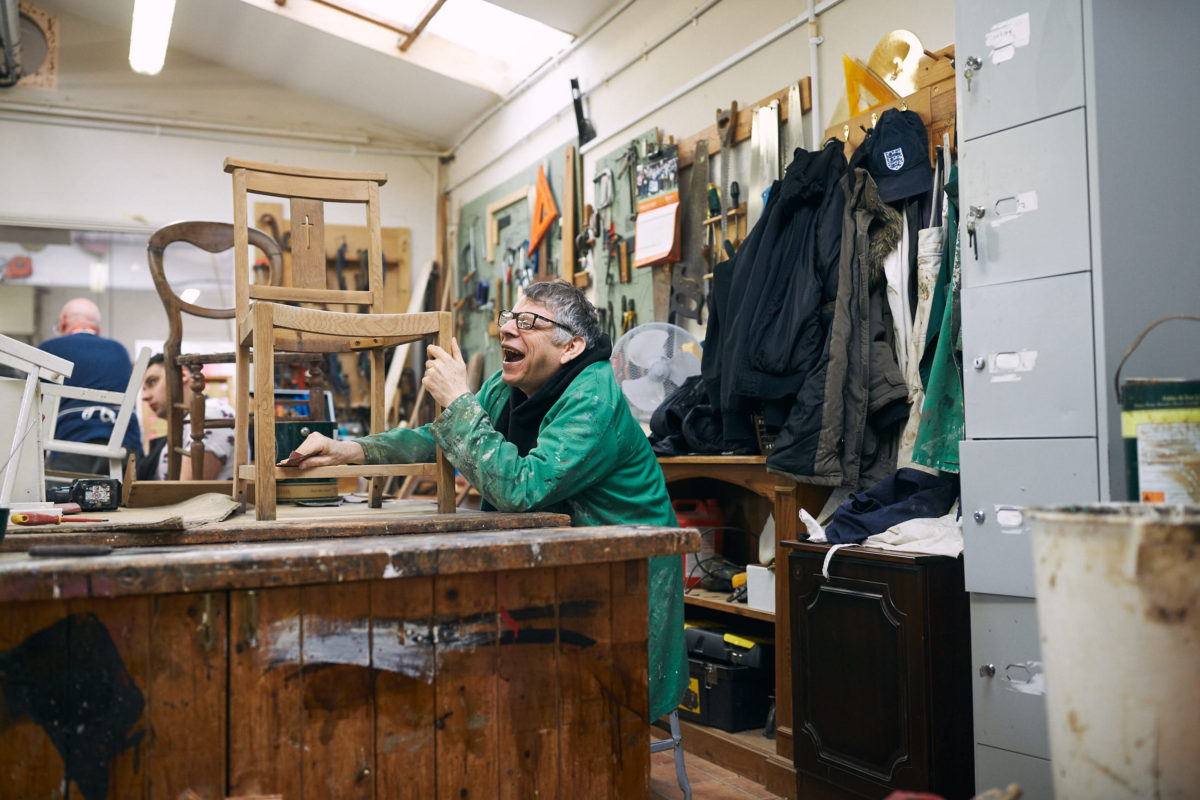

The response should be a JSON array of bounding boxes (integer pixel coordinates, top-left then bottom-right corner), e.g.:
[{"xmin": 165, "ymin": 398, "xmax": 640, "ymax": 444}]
[
  {"xmin": 41, "ymin": 347, "xmax": 152, "ymax": 476},
  {"xmin": 104, "ymin": 346, "xmax": 153, "ymax": 453},
  {"xmin": 223, "ymin": 158, "xmax": 388, "ymax": 326},
  {"xmin": 147, "ymin": 220, "xmax": 283, "ymax": 359}
]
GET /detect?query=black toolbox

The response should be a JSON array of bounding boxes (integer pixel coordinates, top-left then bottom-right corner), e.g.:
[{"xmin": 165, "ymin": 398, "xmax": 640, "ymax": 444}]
[{"xmin": 676, "ymin": 623, "xmax": 774, "ymax": 732}]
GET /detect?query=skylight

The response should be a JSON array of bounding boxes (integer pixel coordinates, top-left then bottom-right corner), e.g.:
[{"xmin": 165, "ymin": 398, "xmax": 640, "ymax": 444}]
[
  {"xmin": 316, "ymin": 0, "xmax": 573, "ymax": 92},
  {"xmin": 323, "ymin": 0, "xmax": 428, "ymax": 32},
  {"xmin": 426, "ymin": 0, "xmax": 573, "ymax": 77}
]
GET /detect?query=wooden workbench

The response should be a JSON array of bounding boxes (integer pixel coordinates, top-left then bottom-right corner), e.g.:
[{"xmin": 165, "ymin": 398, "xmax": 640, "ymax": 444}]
[{"xmin": 0, "ymin": 508, "xmax": 698, "ymax": 800}]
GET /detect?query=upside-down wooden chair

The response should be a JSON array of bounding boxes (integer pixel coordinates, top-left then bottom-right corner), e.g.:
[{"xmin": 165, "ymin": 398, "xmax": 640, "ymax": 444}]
[
  {"xmin": 224, "ymin": 157, "xmax": 455, "ymax": 520},
  {"xmin": 41, "ymin": 347, "xmax": 152, "ymax": 482},
  {"xmin": 147, "ymin": 220, "xmax": 327, "ymax": 480},
  {"xmin": 0, "ymin": 333, "xmax": 72, "ymax": 505}
]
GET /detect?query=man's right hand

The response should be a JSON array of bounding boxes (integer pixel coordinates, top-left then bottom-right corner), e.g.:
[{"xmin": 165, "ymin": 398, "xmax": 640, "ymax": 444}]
[{"xmin": 279, "ymin": 432, "xmax": 365, "ymax": 468}]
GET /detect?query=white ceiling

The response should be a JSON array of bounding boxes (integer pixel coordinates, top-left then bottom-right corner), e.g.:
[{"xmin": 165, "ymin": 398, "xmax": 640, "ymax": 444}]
[{"xmin": 16, "ymin": 0, "xmax": 619, "ymax": 149}]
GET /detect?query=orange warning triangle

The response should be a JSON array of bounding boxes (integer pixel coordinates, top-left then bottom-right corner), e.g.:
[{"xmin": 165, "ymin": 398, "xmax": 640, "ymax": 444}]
[{"xmin": 527, "ymin": 164, "xmax": 559, "ymax": 256}]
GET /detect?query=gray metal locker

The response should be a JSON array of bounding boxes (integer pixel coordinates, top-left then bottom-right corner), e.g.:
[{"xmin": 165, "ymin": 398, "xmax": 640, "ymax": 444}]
[
  {"xmin": 962, "ymin": 272, "xmax": 1097, "ymax": 439},
  {"xmin": 959, "ymin": 438, "xmax": 1099, "ymax": 596},
  {"xmin": 955, "ymin": 2, "xmax": 1200, "ymax": 794},
  {"xmin": 955, "ymin": 0, "xmax": 1084, "ymax": 141},
  {"xmin": 974, "ymin": 745, "xmax": 1054, "ymax": 800},
  {"xmin": 959, "ymin": 110, "xmax": 1091, "ymax": 289},
  {"xmin": 969, "ymin": 594, "xmax": 1050, "ymax": 759}
]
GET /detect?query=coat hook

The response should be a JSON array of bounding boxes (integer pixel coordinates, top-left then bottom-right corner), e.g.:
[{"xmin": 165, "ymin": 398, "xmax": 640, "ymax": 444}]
[
  {"xmin": 901, "ymin": 100, "xmax": 909, "ymax": 111},
  {"xmin": 870, "ymin": 111, "xmax": 878, "ymax": 127},
  {"xmin": 843, "ymin": 124, "xmax": 850, "ymax": 140}
]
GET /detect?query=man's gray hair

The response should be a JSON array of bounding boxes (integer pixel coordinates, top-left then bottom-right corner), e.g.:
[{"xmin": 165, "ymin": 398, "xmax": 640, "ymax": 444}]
[{"xmin": 522, "ymin": 280, "xmax": 603, "ymax": 347}]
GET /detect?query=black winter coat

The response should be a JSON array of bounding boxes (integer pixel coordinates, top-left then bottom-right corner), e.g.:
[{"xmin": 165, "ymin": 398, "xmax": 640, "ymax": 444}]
[{"xmin": 701, "ymin": 140, "xmax": 847, "ymax": 447}]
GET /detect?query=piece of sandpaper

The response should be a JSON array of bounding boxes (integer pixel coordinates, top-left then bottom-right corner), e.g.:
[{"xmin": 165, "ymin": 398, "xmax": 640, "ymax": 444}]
[{"xmin": 279, "ymin": 449, "xmax": 308, "ymax": 467}]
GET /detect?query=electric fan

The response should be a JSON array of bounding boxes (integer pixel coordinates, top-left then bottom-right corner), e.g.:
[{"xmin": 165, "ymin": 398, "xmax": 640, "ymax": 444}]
[{"xmin": 610, "ymin": 322, "xmax": 702, "ymax": 422}]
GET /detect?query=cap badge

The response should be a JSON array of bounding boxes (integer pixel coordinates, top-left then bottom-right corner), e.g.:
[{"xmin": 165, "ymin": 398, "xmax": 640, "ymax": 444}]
[{"xmin": 883, "ymin": 147, "xmax": 905, "ymax": 171}]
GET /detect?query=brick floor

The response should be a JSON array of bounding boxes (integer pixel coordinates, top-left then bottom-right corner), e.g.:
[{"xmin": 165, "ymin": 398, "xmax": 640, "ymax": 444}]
[{"xmin": 649, "ymin": 732, "xmax": 785, "ymax": 800}]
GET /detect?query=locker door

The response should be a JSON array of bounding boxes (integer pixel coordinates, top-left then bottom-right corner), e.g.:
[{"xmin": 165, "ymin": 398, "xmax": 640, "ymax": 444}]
[
  {"xmin": 962, "ymin": 272, "xmax": 1097, "ymax": 439},
  {"xmin": 959, "ymin": 109, "xmax": 1091, "ymax": 289},
  {"xmin": 970, "ymin": 594, "xmax": 1051, "ymax": 760},
  {"xmin": 960, "ymin": 438, "xmax": 1099, "ymax": 597},
  {"xmin": 955, "ymin": 0, "xmax": 1085, "ymax": 141}
]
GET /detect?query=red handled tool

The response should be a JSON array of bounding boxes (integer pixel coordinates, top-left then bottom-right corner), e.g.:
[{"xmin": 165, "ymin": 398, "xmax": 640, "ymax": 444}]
[{"xmin": 11, "ymin": 513, "xmax": 107, "ymax": 526}]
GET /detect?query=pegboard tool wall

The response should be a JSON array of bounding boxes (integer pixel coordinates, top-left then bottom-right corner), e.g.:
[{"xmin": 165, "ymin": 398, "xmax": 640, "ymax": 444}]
[
  {"xmin": 455, "ymin": 143, "xmax": 570, "ymax": 378},
  {"xmin": 592, "ymin": 129, "xmax": 659, "ymax": 346}
]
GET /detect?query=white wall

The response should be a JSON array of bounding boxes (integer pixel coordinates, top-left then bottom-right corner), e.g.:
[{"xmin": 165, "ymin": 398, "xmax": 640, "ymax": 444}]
[
  {"xmin": 0, "ymin": 119, "xmax": 438, "ymax": 263},
  {"xmin": 0, "ymin": 1, "xmax": 440, "ymax": 358},
  {"xmin": 1, "ymin": 0, "xmax": 954, "ymax": 357},
  {"xmin": 446, "ymin": 0, "xmax": 953, "ymax": 222}
]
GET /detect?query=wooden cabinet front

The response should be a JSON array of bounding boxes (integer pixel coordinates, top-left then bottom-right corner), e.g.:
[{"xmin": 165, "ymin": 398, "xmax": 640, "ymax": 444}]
[
  {"xmin": 787, "ymin": 543, "xmax": 973, "ymax": 800},
  {"xmin": 0, "ymin": 564, "xmax": 648, "ymax": 800},
  {"xmin": 0, "ymin": 522, "xmax": 698, "ymax": 799}
]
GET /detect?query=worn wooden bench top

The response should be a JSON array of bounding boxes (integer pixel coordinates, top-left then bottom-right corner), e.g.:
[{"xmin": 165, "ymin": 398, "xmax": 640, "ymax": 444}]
[
  {"xmin": 1, "ymin": 503, "xmax": 572, "ymax": 550},
  {"xmin": 0, "ymin": 524, "xmax": 698, "ymax": 603}
]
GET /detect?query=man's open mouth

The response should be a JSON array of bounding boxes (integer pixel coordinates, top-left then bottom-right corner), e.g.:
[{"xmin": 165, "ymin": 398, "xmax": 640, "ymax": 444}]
[{"xmin": 502, "ymin": 346, "xmax": 525, "ymax": 363}]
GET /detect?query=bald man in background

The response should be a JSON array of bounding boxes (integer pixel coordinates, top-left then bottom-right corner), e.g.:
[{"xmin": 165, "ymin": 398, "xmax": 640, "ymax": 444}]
[{"xmin": 38, "ymin": 298, "xmax": 143, "ymax": 475}]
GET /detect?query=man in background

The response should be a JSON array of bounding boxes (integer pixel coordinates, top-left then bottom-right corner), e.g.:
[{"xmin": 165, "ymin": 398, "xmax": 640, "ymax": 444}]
[{"xmin": 38, "ymin": 297, "xmax": 143, "ymax": 475}]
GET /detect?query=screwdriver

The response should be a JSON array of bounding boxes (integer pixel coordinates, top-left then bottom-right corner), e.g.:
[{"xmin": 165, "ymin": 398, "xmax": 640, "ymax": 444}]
[{"xmin": 10, "ymin": 512, "xmax": 107, "ymax": 526}]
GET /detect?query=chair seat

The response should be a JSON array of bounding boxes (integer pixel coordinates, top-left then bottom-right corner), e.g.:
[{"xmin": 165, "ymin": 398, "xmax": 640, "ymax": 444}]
[
  {"xmin": 241, "ymin": 303, "xmax": 445, "ymax": 347},
  {"xmin": 174, "ymin": 351, "xmax": 325, "ymax": 367}
]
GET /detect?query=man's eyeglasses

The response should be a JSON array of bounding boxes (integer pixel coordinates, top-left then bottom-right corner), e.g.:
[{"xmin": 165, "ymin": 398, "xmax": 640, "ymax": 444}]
[{"xmin": 497, "ymin": 309, "xmax": 578, "ymax": 336}]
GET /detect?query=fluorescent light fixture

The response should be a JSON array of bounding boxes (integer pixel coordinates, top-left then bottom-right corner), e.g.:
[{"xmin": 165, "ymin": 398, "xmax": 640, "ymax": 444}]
[{"xmin": 129, "ymin": 0, "xmax": 177, "ymax": 75}]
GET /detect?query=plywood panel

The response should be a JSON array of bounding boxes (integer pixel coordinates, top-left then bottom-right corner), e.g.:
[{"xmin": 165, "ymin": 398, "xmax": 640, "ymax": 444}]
[
  {"xmin": 301, "ymin": 582, "xmax": 375, "ymax": 799},
  {"xmin": 148, "ymin": 592, "xmax": 227, "ymax": 800},
  {"xmin": 228, "ymin": 587, "xmax": 304, "ymax": 799},
  {"xmin": 434, "ymin": 572, "xmax": 499, "ymax": 799},
  {"xmin": 372, "ymin": 576, "xmax": 436, "ymax": 797},
  {"xmin": 610, "ymin": 559, "xmax": 650, "ymax": 798},
  {"xmin": 75, "ymin": 596, "xmax": 152, "ymax": 800},
  {"xmin": 496, "ymin": 567, "xmax": 560, "ymax": 799},
  {"xmin": 0, "ymin": 600, "xmax": 70, "ymax": 799},
  {"xmin": 556, "ymin": 563, "xmax": 614, "ymax": 799}
]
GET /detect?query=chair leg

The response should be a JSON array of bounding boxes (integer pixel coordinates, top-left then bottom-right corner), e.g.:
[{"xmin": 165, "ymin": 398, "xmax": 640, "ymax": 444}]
[
  {"xmin": 233, "ymin": 342, "xmax": 251, "ymax": 505},
  {"xmin": 252, "ymin": 303, "xmax": 277, "ymax": 521},
  {"xmin": 435, "ymin": 312, "xmax": 457, "ymax": 514},
  {"xmin": 668, "ymin": 710, "xmax": 691, "ymax": 800},
  {"xmin": 650, "ymin": 711, "xmax": 691, "ymax": 800}
]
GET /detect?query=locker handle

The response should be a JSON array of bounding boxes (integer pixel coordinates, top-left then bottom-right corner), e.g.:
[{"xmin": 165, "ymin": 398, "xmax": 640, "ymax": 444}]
[
  {"xmin": 963, "ymin": 55, "xmax": 983, "ymax": 91},
  {"xmin": 966, "ymin": 206, "xmax": 985, "ymax": 260}
]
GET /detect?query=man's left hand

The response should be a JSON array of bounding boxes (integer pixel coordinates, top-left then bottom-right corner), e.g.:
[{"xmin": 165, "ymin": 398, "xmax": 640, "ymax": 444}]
[{"xmin": 423, "ymin": 338, "xmax": 471, "ymax": 408}]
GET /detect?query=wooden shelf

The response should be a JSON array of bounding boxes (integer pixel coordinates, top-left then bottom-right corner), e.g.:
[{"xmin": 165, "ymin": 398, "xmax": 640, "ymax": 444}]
[
  {"xmin": 683, "ymin": 588, "xmax": 774, "ymax": 623},
  {"xmin": 658, "ymin": 455, "xmax": 832, "ymax": 800},
  {"xmin": 674, "ymin": 719, "xmax": 795, "ymax": 795},
  {"xmin": 702, "ymin": 203, "xmax": 747, "ymax": 226}
]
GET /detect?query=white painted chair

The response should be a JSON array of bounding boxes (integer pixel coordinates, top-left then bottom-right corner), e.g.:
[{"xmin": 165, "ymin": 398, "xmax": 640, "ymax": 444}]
[
  {"xmin": 41, "ymin": 347, "xmax": 152, "ymax": 482},
  {"xmin": 650, "ymin": 710, "xmax": 692, "ymax": 799},
  {"xmin": 0, "ymin": 333, "xmax": 73, "ymax": 506}
]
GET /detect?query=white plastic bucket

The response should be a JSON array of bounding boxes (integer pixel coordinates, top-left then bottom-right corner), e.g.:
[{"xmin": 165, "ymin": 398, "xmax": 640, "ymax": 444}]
[{"xmin": 1028, "ymin": 504, "xmax": 1200, "ymax": 800}]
